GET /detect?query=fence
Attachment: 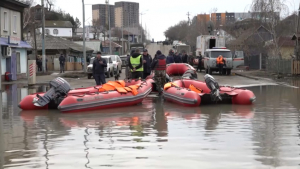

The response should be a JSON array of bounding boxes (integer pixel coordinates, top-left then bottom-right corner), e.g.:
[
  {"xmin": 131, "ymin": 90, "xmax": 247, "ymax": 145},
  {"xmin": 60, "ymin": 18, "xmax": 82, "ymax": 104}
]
[{"xmin": 266, "ymin": 59, "xmax": 300, "ymax": 75}]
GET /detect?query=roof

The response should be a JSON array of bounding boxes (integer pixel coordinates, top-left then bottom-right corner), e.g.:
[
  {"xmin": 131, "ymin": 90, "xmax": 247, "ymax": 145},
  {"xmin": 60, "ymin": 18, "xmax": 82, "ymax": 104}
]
[
  {"xmin": 41, "ymin": 21, "xmax": 74, "ymax": 28},
  {"xmin": 277, "ymin": 37, "xmax": 295, "ymax": 47},
  {"xmin": 102, "ymin": 40, "xmax": 122, "ymax": 48},
  {"xmin": 3, "ymin": 0, "xmax": 29, "ymax": 7},
  {"xmin": 29, "ymin": 35, "xmax": 93, "ymax": 52},
  {"xmin": 292, "ymin": 34, "xmax": 300, "ymax": 40},
  {"xmin": 205, "ymin": 49, "xmax": 231, "ymax": 52},
  {"xmin": 0, "ymin": 37, "xmax": 32, "ymax": 49}
]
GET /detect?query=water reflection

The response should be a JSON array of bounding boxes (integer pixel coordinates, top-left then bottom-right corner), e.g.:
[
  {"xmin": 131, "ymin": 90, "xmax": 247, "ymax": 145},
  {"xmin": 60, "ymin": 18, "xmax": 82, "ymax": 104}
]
[{"xmin": 0, "ymin": 81, "xmax": 300, "ymax": 168}]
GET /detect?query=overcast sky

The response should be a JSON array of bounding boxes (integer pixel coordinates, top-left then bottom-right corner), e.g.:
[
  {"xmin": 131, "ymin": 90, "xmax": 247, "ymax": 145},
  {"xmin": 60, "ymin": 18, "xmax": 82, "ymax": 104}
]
[{"xmin": 52, "ymin": 0, "xmax": 299, "ymax": 41}]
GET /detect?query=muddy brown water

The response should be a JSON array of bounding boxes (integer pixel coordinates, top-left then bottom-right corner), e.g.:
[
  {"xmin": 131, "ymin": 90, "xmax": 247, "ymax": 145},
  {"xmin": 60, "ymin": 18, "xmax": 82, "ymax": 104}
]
[{"xmin": 0, "ymin": 81, "xmax": 300, "ymax": 169}]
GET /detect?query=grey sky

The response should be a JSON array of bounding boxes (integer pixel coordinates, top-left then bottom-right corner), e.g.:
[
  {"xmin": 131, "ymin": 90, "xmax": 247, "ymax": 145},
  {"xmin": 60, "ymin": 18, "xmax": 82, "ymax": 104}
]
[{"xmin": 53, "ymin": 0, "xmax": 299, "ymax": 41}]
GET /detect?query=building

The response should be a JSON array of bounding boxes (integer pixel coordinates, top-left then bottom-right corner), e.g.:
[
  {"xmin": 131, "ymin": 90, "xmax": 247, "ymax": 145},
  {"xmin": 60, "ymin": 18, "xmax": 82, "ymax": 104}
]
[
  {"xmin": 36, "ymin": 21, "xmax": 73, "ymax": 37},
  {"xmin": 197, "ymin": 14, "xmax": 210, "ymax": 23},
  {"xmin": 114, "ymin": 1, "xmax": 139, "ymax": 28},
  {"xmin": 0, "ymin": 0, "xmax": 32, "ymax": 81},
  {"xmin": 92, "ymin": 4, "xmax": 115, "ymax": 28}
]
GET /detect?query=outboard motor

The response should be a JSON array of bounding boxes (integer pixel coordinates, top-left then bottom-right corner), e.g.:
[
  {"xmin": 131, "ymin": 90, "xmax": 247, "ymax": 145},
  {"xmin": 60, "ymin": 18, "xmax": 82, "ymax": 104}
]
[
  {"xmin": 33, "ymin": 77, "xmax": 71, "ymax": 107},
  {"xmin": 204, "ymin": 74, "xmax": 222, "ymax": 102},
  {"xmin": 182, "ymin": 69, "xmax": 198, "ymax": 80}
]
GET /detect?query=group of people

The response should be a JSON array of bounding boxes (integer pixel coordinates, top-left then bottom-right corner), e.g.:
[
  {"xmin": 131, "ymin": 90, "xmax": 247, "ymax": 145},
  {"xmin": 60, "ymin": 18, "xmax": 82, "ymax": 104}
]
[
  {"xmin": 166, "ymin": 49, "xmax": 193, "ymax": 65},
  {"xmin": 36, "ymin": 56, "xmax": 48, "ymax": 72}
]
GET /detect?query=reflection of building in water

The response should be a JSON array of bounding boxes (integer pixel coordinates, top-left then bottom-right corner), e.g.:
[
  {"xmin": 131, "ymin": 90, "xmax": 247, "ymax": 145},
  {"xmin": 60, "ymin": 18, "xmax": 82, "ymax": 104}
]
[{"xmin": 250, "ymin": 86, "xmax": 300, "ymax": 167}]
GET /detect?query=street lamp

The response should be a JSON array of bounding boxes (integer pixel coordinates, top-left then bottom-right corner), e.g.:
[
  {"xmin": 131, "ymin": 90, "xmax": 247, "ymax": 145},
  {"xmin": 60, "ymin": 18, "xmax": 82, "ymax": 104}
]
[
  {"xmin": 139, "ymin": 10, "xmax": 148, "ymax": 43},
  {"xmin": 82, "ymin": 0, "xmax": 87, "ymax": 72},
  {"xmin": 106, "ymin": 0, "xmax": 112, "ymax": 55}
]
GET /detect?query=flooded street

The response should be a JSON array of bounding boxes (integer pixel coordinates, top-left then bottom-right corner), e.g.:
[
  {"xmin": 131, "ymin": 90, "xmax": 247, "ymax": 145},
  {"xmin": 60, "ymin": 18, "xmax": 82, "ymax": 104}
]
[{"xmin": 1, "ymin": 81, "xmax": 300, "ymax": 169}]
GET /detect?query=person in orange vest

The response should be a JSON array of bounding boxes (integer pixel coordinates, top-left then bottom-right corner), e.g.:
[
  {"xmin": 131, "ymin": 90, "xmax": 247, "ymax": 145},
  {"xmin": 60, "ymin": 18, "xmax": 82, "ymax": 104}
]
[{"xmin": 216, "ymin": 55, "xmax": 226, "ymax": 75}]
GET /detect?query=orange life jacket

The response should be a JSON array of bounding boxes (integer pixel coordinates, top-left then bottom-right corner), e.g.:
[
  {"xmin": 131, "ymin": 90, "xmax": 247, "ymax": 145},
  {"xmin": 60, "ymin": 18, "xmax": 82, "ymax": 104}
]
[
  {"xmin": 216, "ymin": 56, "xmax": 224, "ymax": 65},
  {"xmin": 189, "ymin": 84, "xmax": 203, "ymax": 94},
  {"xmin": 98, "ymin": 80, "xmax": 140, "ymax": 95},
  {"xmin": 164, "ymin": 82, "xmax": 179, "ymax": 90}
]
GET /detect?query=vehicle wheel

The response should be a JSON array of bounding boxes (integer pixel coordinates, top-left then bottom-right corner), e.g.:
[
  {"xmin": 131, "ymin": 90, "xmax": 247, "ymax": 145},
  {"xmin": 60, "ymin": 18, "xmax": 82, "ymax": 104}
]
[
  {"xmin": 88, "ymin": 74, "xmax": 92, "ymax": 79},
  {"xmin": 119, "ymin": 67, "xmax": 122, "ymax": 73},
  {"xmin": 222, "ymin": 69, "xmax": 227, "ymax": 75},
  {"xmin": 227, "ymin": 69, "xmax": 231, "ymax": 75},
  {"xmin": 208, "ymin": 68, "xmax": 212, "ymax": 75},
  {"xmin": 205, "ymin": 68, "xmax": 208, "ymax": 74}
]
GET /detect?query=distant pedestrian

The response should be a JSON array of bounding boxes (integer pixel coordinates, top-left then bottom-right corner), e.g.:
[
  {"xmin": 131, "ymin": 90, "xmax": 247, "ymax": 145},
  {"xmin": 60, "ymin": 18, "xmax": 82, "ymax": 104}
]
[
  {"xmin": 188, "ymin": 52, "xmax": 194, "ymax": 65},
  {"xmin": 196, "ymin": 52, "xmax": 203, "ymax": 72},
  {"xmin": 129, "ymin": 49, "xmax": 143, "ymax": 79},
  {"xmin": 173, "ymin": 52, "xmax": 182, "ymax": 63},
  {"xmin": 181, "ymin": 50, "xmax": 188, "ymax": 63},
  {"xmin": 59, "ymin": 54, "xmax": 66, "ymax": 73},
  {"xmin": 166, "ymin": 49, "xmax": 175, "ymax": 64},
  {"xmin": 46, "ymin": 58, "xmax": 48, "ymax": 71},
  {"xmin": 216, "ymin": 55, "xmax": 225, "ymax": 75},
  {"xmin": 125, "ymin": 50, "xmax": 135, "ymax": 80},
  {"xmin": 36, "ymin": 57, "xmax": 42, "ymax": 72},
  {"xmin": 142, "ymin": 49, "xmax": 152, "ymax": 79},
  {"xmin": 93, "ymin": 52, "xmax": 107, "ymax": 85},
  {"xmin": 151, "ymin": 50, "xmax": 166, "ymax": 95}
]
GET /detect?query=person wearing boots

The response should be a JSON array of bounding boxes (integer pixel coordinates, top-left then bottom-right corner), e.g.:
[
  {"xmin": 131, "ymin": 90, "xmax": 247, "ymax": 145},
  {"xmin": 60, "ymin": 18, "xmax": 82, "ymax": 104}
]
[
  {"xmin": 142, "ymin": 49, "xmax": 152, "ymax": 79},
  {"xmin": 129, "ymin": 49, "xmax": 143, "ymax": 79},
  {"xmin": 151, "ymin": 50, "xmax": 166, "ymax": 95}
]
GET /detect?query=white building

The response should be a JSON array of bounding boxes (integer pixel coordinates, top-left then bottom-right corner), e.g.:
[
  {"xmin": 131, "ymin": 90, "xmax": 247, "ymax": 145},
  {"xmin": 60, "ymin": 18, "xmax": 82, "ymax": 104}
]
[
  {"xmin": 37, "ymin": 21, "xmax": 73, "ymax": 37},
  {"xmin": 0, "ymin": 0, "xmax": 32, "ymax": 81}
]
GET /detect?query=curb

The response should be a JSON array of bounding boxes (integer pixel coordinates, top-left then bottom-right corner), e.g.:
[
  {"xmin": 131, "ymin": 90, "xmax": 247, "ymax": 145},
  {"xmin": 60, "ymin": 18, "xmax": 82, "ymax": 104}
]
[{"xmin": 234, "ymin": 73, "xmax": 259, "ymax": 80}]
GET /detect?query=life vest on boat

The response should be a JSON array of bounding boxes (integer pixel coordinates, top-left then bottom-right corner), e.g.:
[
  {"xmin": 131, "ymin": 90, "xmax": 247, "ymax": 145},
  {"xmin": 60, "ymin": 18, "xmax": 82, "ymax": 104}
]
[
  {"xmin": 155, "ymin": 59, "xmax": 166, "ymax": 70},
  {"xmin": 164, "ymin": 82, "xmax": 179, "ymax": 90},
  {"xmin": 216, "ymin": 56, "xmax": 224, "ymax": 65},
  {"xmin": 98, "ymin": 80, "xmax": 140, "ymax": 95},
  {"xmin": 189, "ymin": 84, "xmax": 203, "ymax": 94}
]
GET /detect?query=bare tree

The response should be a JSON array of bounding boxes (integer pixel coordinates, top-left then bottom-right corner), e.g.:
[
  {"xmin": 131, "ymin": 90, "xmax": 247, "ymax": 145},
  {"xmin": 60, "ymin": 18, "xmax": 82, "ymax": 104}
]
[
  {"xmin": 112, "ymin": 27, "xmax": 122, "ymax": 41},
  {"xmin": 23, "ymin": 0, "xmax": 35, "ymax": 29},
  {"xmin": 46, "ymin": 0, "xmax": 55, "ymax": 11},
  {"xmin": 251, "ymin": 0, "xmax": 289, "ymax": 59},
  {"xmin": 92, "ymin": 19, "xmax": 107, "ymax": 40}
]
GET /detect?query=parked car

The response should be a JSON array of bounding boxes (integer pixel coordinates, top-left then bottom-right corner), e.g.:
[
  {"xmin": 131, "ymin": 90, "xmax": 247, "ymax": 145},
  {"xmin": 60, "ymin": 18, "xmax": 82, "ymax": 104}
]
[
  {"xmin": 120, "ymin": 55, "xmax": 128, "ymax": 68},
  {"xmin": 110, "ymin": 55, "xmax": 122, "ymax": 74},
  {"xmin": 87, "ymin": 56, "xmax": 114, "ymax": 79}
]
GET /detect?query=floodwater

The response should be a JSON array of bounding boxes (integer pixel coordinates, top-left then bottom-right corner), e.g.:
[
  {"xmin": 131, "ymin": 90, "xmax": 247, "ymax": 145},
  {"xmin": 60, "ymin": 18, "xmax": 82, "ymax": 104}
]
[{"xmin": 0, "ymin": 81, "xmax": 300, "ymax": 169}]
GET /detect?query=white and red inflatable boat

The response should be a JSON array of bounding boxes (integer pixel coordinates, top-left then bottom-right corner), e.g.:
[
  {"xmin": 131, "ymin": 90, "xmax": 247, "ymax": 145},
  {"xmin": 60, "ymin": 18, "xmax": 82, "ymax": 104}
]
[{"xmin": 19, "ymin": 77, "xmax": 154, "ymax": 113}]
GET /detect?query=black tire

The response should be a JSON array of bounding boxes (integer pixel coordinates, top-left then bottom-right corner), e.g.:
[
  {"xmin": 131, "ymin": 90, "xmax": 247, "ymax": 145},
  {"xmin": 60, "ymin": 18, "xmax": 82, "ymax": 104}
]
[
  {"xmin": 227, "ymin": 69, "xmax": 231, "ymax": 75},
  {"xmin": 208, "ymin": 68, "xmax": 212, "ymax": 75},
  {"xmin": 88, "ymin": 74, "xmax": 92, "ymax": 79},
  {"xmin": 119, "ymin": 67, "xmax": 122, "ymax": 73},
  {"xmin": 110, "ymin": 69, "xmax": 114, "ymax": 77},
  {"xmin": 222, "ymin": 69, "xmax": 227, "ymax": 75}
]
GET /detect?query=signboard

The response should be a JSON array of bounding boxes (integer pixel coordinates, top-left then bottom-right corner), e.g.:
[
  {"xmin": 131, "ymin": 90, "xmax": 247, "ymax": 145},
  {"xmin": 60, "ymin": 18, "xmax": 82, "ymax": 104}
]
[{"xmin": 8, "ymin": 35, "xmax": 20, "ymax": 45}]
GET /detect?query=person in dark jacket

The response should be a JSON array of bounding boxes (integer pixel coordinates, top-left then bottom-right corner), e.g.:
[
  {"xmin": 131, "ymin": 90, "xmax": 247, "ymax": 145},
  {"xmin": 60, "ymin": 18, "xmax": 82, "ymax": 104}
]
[
  {"xmin": 166, "ymin": 49, "xmax": 175, "ymax": 64},
  {"xmin": 151, "ymin": 50, "xmax": 166, "ymax": 95},
  {"xmin": 196, "ymin": 52, "xmax": 203, "ymax": 72},
  {"xmin": 142, "ymin": 49, "xmax": 152, "ymax": 79},
  {"xmin": 129, "ymin": 49, "xmax": 143, "ymax": 79},
  {"xmin": 181, "ymin": 50, "xmax": 188, "ymax": 63},
  {"xmin": 59, "ymin": 54, "xmax": 65, "ymax": 73},
  {"xmin": 173, "ymin": 52, "xmax": 182, "ymax": 63},
  {"xmin": 93, "ymin": 52, "xmax": 107, "ymax": 85}
]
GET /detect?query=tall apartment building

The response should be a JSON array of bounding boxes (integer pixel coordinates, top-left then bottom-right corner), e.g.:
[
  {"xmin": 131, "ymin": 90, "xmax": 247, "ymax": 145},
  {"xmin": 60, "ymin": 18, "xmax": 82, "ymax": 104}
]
[
  {"xmin": 92, "ymin": 4, "xmax": 115, "ymax": 28},
  {"xmin": 114, "ymin": 1, "xmax": 139, "ymax": 28},
  {"xmin": 197, "ymin": 14, "xmax": 210, "ymax": 23}
]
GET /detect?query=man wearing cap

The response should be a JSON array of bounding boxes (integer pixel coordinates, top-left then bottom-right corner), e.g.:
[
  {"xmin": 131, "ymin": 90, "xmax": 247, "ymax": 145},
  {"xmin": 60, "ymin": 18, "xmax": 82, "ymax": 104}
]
[
  {"xmin": 151, "ymin": 50, "xmax": 166, "ymax": 95},
  {"xmin": 129, "ymin": 49, "xmax": 143, "ymax": 79},
  {"xmin": 142, "ymin": 49, "xmax": 152, "ymax": 79},
  {"xmin": 93, "ymin": 51, "xmax": 107, "ymax": 85}
]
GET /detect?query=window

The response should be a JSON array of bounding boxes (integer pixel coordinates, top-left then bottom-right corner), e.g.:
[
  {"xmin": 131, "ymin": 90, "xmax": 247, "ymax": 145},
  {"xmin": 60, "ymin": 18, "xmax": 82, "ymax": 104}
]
[
  {"xmin": 13, "ymin": 15, "xmax": 17, "ymax": 33},
  {"xmin": 211, "ymin": 51, "xmax": 232, "ymax": 58},
  {"xmin": 53, "ymin": 29, "xmax": 58, "ymax": 35},
  {"xmin": 45, "ymin": 29, "xmax": 50, "ymax": 35},
  {"xmin": 4, "ymin": 11, "xmax": 8, "ymax": 31}
]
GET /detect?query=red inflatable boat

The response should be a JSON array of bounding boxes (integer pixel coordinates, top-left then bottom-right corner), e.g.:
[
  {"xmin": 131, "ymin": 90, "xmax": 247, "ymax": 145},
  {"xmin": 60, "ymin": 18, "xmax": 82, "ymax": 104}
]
[
  {"xmin": 163, "ymin": 79, "xmax": 256, "ymax": 107},
  {"xmin": 19, "ymin": 78, "xmax": 154, "ymax": 113},
  {"xmin": 166, "ymin": 63, "xmax": 195, "ymax": 76}
]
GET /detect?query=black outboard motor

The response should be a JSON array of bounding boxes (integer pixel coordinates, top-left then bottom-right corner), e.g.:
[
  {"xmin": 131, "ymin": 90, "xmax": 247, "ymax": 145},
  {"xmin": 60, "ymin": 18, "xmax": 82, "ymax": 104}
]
[
  {"xmin": 182, "ymin": 69, "xmax": 198, "ymax": 80},
  {"xmin": 33, "ymin": 77, "xmax": 71, "ymax": 107},
  {"xmin": 204, "ymin": 74, "xmax": 222, "ymax": 102}
]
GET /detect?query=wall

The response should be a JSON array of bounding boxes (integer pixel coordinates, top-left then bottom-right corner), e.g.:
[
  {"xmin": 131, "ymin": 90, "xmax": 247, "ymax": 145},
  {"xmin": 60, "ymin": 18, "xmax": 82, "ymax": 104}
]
[
  {"xmin": 15, "ymin": 48, "xmax": 27, "ymax": 74},
  {"xmin": 0, "ymin": 7, "xmax": 21, "ymax": 40},
  {"xmin": 1, "ymin": 57, "xmax": 6, "ymax": 75},
  {"xmin": 281, "ymin": 47, "xmax": 294, "ymax": 60},
  {"xmin": 38, "ymin": 27, "xmax": 72, "ymax": 37},
  {"xmin": 115, "ymin": 7, "xmax": 123, "ymax": 27}
]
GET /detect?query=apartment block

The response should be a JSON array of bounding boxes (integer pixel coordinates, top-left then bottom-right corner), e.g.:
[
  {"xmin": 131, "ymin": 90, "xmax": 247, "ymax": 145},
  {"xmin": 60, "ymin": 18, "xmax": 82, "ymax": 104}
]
[
  {"xmin": 114, "ymin": 1, "xmax": 139, "ymax": 28},
  {"xmin": 92, "ymin": 4, "xmax": 115, "ymax": 28}
]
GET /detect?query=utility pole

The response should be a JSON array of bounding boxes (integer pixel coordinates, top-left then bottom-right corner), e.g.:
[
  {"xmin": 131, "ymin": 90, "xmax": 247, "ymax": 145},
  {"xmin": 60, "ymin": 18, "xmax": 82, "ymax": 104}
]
[
  {"xmin": 187, "ymin": 12, "xmax": 191, "ymax": 25},
  {"xmin": 106, "ymin": 0, "xmax": 112, "ymax": 55},
  {"xmin": 126, "ymin": 10, "xmax": 130, "ymax": 50},
  {"xmin": 121, "ymin": 22, "xmax": 124, "ymax": 55},
  {"xmin": 41, "ymin": 0, "xmax": 46, "ymax": 73},
  {"xmin": 0, "ymin": 91, "xmax": 3, "ymax": 169},
  {"xmin": 0, "ymin": 46, "xmax": 2, "ymax": 90},
  {"xmin": 296, "ymin": 3, "xmax": 300, "ymax": 60},
  {"xmin": 82, "ymin": 0, "xmax": 87, "ymax": 72}
]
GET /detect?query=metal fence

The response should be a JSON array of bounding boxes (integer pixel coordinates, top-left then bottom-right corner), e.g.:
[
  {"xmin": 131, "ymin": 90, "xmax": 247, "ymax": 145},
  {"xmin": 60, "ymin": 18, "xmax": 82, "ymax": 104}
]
[{"xmin": 266, "ymin": 59, "xmax": 292, "ymax": 74}]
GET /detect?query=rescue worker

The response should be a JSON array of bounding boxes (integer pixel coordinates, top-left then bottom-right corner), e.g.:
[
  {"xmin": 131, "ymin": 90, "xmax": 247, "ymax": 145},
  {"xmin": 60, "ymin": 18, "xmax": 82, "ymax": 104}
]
[
  {"xmin": 216, "ymin": 55, "xmax": 226, "ymax": 75},
  {"xmin": 151, "ymin": 50, "xmax": 166, "ymax": 95},
  {"xmin": 125, "ymin": 50, "xmax": 135, "ymax": 80},
  {"xmin": 129, "ymin": 49, "xmax": 143, "ymax": 79},
  {"xmin": 173, "ymin": 52, "xmax": 182, "ymax": 63},
  {"xmin": 181, "ymin": 50, "xmax": 188, "ymax": 63},
  {"xmin": 59, "ymin": 54, "xmax": 65, "ymax": 73},
  {"xmin": 166, "ymin": 49, "xmax": 175, "ymax": 64},
  {"xmin": 142, "ymin": 49, "xmax": 152, "ymax": 79},
  {"xmin": 93, "ymin": 51, "xmax": 107, "ymax": 85},
  {"xmin": 196, "ymin": 52, "xmax": 203, "ymax": 72}
]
